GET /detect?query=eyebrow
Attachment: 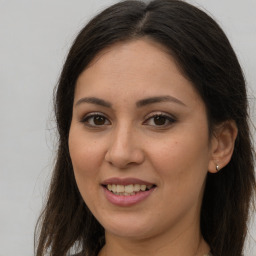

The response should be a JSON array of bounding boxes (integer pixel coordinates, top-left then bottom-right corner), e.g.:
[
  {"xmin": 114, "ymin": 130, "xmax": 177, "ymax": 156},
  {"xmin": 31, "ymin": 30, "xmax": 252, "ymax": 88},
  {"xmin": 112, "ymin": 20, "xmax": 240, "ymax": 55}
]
[
  {"xmin": 75, "ymin": 95, "xmax": 186, "ymax": 108},
  {"xmin": 136, "ymin": 95, "xmax": 187, "ymax": 107},
  {"xmin": 75, "ymin": 97, "xmax": 112, "ymax": 108}
]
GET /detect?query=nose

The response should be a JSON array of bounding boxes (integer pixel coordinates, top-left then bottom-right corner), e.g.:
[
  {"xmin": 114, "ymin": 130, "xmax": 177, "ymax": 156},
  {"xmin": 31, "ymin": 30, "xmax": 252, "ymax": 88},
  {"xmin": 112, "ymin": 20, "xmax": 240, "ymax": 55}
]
[{"xmin": 104, "ymin": 125, "xmax": 145, "ymax": 169}]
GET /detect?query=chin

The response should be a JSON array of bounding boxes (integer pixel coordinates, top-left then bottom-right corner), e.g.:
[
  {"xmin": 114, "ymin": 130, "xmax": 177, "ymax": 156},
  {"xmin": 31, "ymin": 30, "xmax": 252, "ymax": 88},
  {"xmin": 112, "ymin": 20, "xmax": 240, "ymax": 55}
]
[{"xmin": 100, "ymin": 215, "xmax": 154, "ymax": 239}]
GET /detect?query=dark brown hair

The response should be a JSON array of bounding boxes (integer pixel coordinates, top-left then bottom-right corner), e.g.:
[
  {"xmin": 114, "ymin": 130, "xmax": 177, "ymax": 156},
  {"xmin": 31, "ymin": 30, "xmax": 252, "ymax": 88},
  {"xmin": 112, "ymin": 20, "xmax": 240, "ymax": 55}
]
[{"xmin": 35, "ymin": 1, "xmax": 256, "ymax": 255}]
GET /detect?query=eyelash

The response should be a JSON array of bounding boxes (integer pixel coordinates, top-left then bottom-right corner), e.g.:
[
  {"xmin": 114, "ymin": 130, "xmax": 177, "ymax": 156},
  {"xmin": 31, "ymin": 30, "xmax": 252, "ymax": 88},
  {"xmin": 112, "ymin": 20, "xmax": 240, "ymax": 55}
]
[
  {"xmin": 143, "ymin": 112, "xmax": 176, "ymax": 127},
  {"xmin": 80, "ymin": 112, "xmax": 111, "ymax": 127},
  {"xmin": 80, "ymin": 112, "xmax": 176, "ymax": 128}
]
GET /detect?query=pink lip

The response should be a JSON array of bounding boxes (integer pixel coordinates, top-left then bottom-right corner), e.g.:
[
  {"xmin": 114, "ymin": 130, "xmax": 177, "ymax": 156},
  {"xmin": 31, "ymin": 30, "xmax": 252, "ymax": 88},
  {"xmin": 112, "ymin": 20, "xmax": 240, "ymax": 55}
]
[
  {"xmin": 102, "ymin": 186, "xmax": 156, "ymax": 207},
  {"xmin": 101, "ymin": 177, "xmax": 154, "ymax": 186}
]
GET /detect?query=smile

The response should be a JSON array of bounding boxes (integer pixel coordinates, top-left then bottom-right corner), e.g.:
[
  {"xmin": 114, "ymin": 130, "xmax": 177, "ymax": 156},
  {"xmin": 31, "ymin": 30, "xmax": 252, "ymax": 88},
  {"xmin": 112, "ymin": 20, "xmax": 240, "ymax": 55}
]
[
  {"xmin": 105, "ymin": 184, "xmax": 154, "ymax": 196},
  {"xmin": 101, "ymin": 178, "xmax": 156, "ymax": 206}
]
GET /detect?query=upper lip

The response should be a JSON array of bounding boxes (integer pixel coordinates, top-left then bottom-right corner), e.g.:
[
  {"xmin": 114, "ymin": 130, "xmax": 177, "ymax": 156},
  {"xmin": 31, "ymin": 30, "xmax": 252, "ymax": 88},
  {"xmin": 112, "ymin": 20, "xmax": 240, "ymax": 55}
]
[{"xmin": 101, "ymin": 177, "xmax": 155, "ymax": 186}]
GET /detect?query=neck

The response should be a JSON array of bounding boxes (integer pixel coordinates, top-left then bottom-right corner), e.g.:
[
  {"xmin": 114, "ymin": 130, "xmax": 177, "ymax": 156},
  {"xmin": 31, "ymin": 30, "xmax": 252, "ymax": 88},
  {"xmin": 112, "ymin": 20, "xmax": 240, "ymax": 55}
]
[{"xmin": 99, "ymin": 224, "xmax": 210, "ymax": 256}]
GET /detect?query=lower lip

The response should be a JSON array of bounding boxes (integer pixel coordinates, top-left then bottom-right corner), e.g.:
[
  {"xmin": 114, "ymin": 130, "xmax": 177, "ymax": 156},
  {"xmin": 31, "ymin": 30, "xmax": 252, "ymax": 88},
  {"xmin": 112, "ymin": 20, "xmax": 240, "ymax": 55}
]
[{"xmin": 102, "ymin": 186, "xmax": 155, "ymax": 207}]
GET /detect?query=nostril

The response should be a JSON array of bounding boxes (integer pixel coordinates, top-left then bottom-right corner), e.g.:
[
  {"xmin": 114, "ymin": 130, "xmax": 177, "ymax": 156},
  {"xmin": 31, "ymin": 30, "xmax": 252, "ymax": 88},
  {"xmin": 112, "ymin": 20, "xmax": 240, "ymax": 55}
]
[{"xmin": 104, "ymin": 137, "xmax": 145, "ymax": 168}]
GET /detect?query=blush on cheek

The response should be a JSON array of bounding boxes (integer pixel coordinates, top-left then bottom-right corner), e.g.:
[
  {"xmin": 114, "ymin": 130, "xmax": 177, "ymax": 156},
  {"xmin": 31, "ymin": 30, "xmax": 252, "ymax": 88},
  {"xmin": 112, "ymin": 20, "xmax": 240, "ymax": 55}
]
[
  {"xmin": 69, "ymin": 135, "xmax": 101, "ymax": 177},
  {"xmin": 72, "ymin": 157, "xmax": 98, "ymax": 180}
]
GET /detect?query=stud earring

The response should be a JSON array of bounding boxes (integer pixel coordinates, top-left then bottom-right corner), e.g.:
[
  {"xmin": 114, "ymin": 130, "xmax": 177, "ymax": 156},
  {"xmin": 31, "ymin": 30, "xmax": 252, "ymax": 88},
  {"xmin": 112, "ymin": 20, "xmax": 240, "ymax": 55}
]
[{"xmin": 216, "ymin": 164, "xmax": 220, "ymax": 172}]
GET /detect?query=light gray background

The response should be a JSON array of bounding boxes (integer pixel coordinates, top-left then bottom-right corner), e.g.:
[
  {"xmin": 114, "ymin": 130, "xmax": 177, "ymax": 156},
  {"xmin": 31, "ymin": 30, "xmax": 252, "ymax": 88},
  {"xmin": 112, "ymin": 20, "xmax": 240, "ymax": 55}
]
[{"xmin": 0, "ymin": 1, "xmax": 255, "ymax": 255}]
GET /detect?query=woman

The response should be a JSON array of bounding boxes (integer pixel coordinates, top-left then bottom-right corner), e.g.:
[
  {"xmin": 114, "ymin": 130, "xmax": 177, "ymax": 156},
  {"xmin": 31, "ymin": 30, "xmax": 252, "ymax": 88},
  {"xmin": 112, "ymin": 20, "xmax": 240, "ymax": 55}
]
[{"xmin": 35, "ymin": 0, "xmax": 255, "ymax": 255}]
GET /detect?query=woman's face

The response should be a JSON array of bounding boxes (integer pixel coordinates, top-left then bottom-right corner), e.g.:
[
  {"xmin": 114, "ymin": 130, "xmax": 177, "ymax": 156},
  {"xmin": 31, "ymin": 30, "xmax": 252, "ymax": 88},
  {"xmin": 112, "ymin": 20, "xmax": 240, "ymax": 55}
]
[{"xmin": 69, "ymin": 39, "xmax": 216, "ymax": 240}]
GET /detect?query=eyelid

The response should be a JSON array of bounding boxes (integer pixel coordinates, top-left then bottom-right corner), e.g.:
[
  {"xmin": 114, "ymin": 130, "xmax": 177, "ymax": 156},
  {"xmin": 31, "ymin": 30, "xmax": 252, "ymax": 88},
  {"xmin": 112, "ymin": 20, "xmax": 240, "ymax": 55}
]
[
  {"xmin": 80, "ymin": 112, "xmax": 111, "ymax": 126},
  {"xmin": 79, "ymin": 111, "xmax": 176, "ymax": 128},
  {"xmin": 143, "ymin": 111, "xmax": 177, "ymax": 126},
  {"xmin": 145, "ymin": 111, "xmax": 176, "ymax": 120}
]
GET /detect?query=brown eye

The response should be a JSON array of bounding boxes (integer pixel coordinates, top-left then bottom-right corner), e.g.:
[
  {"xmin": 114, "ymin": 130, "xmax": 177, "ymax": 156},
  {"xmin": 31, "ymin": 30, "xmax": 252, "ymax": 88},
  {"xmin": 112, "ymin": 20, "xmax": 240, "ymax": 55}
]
[
  {"xmin": 153, "ymin": 116, "xmax": 167, "ymax": 126},
  {"xmin": 82, "ymin": 113, "xmax": 111, "ymax": 127},
  {"xmin": 93, "ymin": 116, "xmax": 106, "ymax": 125},
  {"xmin": 144, "ymin": 113, "xmax": 176, "ymax": 127}
]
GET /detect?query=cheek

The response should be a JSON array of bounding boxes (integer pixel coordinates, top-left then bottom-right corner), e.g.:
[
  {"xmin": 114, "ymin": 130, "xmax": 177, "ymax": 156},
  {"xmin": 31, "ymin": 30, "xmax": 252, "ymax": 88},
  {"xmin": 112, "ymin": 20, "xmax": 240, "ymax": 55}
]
[
  {"xmin": 149, "ymin": 130, "xmax": 210, "ymax": 189},
  {"xmin": 68, "ymin": 127, "xmax": 106, "ymax": 208},
  {"xmin": 68, "ymin": 127, "xmax": 104, "ymax": 181},
  {"xmin": 149, "ymin": 136, "xmax": 210, "ymax": 217}
]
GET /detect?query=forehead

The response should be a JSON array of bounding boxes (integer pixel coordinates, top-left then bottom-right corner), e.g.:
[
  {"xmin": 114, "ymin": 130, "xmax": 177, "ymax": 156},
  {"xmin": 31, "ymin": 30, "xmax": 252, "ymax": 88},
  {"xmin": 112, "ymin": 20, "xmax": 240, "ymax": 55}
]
[
  {"xmin": 85, "ymin": 38, "xmax": 180, "ymax": 79},
  {"xmin": 75, "ymin": 38, "xmax": 201, "ymax": 107}
]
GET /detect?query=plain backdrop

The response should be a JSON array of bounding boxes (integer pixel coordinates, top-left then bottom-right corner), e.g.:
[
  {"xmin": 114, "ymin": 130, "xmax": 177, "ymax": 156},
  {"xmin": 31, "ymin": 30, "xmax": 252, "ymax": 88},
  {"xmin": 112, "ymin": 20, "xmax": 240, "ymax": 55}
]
[{"xmin": 0, "ymin": 0, "xmax": 255, "ymax": 255}]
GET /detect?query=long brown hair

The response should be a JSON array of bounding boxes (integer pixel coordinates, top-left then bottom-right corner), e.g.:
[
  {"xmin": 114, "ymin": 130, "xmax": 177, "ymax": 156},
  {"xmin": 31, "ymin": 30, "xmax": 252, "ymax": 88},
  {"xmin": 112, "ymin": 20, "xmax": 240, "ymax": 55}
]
[{"xmin": 35, "ymin": 1, "xmax": 256, "ymax": 255}]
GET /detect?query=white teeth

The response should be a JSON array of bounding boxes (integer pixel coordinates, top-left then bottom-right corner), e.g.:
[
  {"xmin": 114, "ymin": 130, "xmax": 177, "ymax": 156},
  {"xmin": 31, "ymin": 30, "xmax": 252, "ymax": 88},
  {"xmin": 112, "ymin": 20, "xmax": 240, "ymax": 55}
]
[
  {"xmin": 140, "ymin": 185, "xmax": 146, "ymax": 191},
  {"xmin": 116, "ymin": 185, "xmax": 124, "ymax": 193},
  {"xmin": 112, "ymin": 184, "xmax": 117, "ymax": 193},
  {"xmin": 106, "ymin": 184, "xmax": 154, "ymax": 195},
  {"xmin": 134, "ymin": 184, "xmax": 140, "ymax": 192},
  {"xmin": 124, "ymin": 184, "xmax": 133, "ymax": 193}
]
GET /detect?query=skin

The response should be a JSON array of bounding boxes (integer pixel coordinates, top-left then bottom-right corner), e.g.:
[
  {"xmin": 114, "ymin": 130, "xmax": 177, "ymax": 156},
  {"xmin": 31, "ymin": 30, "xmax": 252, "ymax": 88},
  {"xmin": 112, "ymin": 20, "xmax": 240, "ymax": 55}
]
[{"xmin": 68, "ymin": 39, "xmax": 237, "ymax": 256}]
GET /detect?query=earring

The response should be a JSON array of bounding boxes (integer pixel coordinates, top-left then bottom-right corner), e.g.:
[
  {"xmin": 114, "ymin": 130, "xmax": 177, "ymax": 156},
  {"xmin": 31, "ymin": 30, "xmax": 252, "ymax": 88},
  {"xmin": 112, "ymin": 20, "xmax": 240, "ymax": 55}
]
[{"xmin": 216, "ymin": 164, "xmax": 220, "ymax": 172}]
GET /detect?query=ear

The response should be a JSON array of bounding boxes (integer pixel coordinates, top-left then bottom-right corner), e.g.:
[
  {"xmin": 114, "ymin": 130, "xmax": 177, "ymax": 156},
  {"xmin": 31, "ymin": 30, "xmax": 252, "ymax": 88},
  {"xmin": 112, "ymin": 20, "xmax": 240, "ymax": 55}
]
[{"xmin": 208, "ymin": 120, "xmax": 238, "ymax": 173}]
